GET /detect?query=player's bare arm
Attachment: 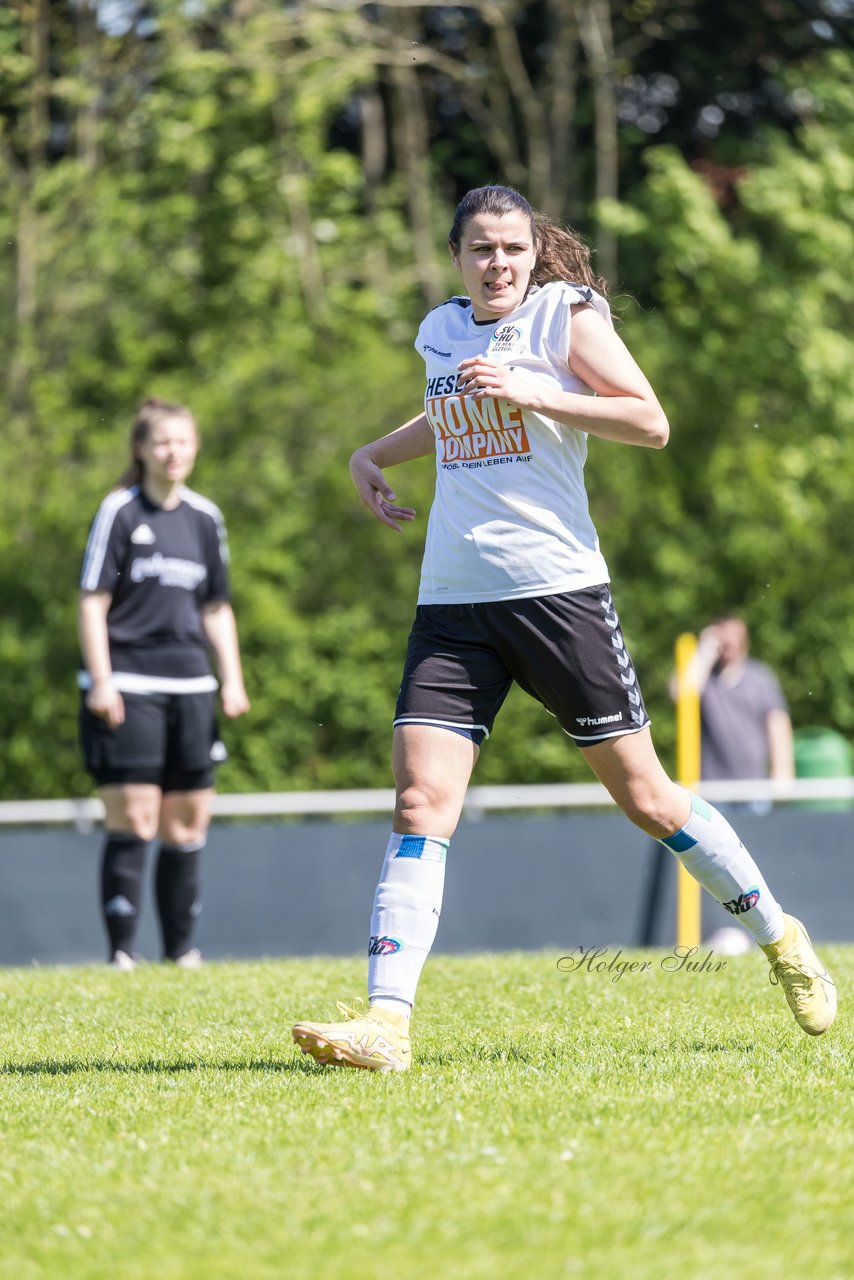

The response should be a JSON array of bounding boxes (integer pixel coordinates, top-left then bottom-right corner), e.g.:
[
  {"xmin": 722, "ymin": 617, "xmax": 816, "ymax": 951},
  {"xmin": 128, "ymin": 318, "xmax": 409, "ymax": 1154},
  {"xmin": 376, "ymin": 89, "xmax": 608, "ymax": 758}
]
[
  {"xmin": 456, "ymin": 305, "xmax": 669, "ymax": 449},
  {"xmin": 201, "ymin": 601, "xmax": 250, "ymax": 719},
  {"xmin": 350, "ymin": 412, "xmax": 434, "ymax": 532},
  {"xmin": 78, "ymin": 589, "xmax": 125, "ymax": 727}
]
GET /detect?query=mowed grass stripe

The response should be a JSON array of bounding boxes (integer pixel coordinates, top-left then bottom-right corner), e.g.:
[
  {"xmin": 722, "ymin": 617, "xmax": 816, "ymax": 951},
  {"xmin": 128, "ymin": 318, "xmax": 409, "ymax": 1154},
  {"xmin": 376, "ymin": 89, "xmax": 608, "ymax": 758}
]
[{"xmin": 0, "ymin": 950, "xmax": 851, "ymax": 1280}]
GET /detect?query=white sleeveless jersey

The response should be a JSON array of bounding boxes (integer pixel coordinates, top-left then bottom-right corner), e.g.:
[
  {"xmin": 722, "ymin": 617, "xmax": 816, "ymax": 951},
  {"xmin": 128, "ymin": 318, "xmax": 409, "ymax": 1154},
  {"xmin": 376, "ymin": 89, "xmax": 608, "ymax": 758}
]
[{"xmin": 415, "ymin": 280, "xmax": 611, "ymax": 604}]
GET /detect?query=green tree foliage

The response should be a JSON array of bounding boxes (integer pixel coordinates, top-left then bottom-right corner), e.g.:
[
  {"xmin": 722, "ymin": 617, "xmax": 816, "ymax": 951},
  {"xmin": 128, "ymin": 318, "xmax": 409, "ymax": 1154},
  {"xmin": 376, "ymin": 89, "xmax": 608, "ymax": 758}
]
[
  {"xmin": 0, "ymin": 2, "xmax": 434, "ymax": 797},
  {"xmin": 1, "ymin": 4, "xmax": 853, "ymax": 798},
  {"xmin": 593, "ymin": 50, "xmax": 854, "ymax": 761}
]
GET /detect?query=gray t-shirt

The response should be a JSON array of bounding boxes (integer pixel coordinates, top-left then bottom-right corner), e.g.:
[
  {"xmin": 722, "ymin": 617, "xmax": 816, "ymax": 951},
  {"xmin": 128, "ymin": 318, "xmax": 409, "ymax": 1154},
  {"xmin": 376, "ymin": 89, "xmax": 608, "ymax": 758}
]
[{"xmin": 701, "ymin": 659, "xmax": 788, "ymax": 781}]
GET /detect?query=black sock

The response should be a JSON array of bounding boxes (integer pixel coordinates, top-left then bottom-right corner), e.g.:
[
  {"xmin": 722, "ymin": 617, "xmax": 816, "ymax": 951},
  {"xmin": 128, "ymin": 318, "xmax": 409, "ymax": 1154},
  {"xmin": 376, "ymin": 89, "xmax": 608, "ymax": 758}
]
[
  {"xmin": 155, "ymin": 843, "xmax": 202, "ymax": 960},
  {"xmin": 101, "ymin": 833, "xmax": 149, "ymax": 957}
]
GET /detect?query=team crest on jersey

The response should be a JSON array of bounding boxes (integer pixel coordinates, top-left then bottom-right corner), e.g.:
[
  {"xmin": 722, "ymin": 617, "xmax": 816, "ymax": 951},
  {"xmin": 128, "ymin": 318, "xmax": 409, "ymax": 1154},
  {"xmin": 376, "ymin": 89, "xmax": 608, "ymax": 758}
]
[
  {"xmin": 490, "ymin": 324, "xmax": 524, "ymax": 354},
  {"xmin": 130, "ymin": 523, "xmax": 156, "ymax": 545}
]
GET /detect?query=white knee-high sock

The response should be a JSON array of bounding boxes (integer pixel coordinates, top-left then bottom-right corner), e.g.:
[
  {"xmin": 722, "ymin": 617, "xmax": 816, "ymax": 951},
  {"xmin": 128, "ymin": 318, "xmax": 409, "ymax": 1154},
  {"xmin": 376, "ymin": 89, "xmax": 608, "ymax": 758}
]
[
  {"xmin": 658, "ymin": 794, "xmax": 785, "ymax": 945},
  {"xmin": 368, "ymin": 833, "xmax": 448, "ymax": 1012}
]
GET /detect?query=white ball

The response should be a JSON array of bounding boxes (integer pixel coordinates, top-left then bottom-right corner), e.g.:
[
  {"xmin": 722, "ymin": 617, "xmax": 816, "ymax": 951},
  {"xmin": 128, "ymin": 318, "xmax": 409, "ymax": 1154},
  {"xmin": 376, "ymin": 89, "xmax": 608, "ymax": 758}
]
[{"xmin": 703, "ymin": 926, "xmax": 755, "ymax": 955}]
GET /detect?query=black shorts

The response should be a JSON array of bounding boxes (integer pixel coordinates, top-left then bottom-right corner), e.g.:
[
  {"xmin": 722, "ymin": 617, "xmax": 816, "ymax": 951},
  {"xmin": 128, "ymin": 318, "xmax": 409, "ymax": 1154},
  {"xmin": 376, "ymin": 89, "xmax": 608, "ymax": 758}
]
[
  {"xmin": 394, "ymin": 584, "xmax": 650, "ymax": 745},
  {"xmin": 80, "ymin": 690, "xmax": 226, "ymax": 790}
]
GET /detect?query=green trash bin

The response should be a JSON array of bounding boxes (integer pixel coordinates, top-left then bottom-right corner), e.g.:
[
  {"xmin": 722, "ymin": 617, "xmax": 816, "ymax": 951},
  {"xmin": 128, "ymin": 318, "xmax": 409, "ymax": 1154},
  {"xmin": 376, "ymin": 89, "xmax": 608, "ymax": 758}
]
[{"xmin": 793, "ymin": 726, "xmax": 853, "ymax": 811}]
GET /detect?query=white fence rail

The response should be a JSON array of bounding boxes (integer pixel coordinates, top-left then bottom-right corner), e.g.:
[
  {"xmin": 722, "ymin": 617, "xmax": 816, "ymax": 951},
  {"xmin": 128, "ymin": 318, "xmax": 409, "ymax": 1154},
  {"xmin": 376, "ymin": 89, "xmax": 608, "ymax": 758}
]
[{"xmin": 0, "ymin": 777, "xmax": 852, "ymax": 828}]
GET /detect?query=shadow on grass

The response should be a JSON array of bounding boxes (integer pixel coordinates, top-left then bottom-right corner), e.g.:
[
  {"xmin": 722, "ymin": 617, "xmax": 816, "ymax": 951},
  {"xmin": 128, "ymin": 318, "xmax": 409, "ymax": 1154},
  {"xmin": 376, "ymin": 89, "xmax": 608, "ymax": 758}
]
[
  {"xmin": 3, "ymin": 1035, "xmax": 793, "ymax": 1078},
  {"xmin": 0, "ymin": 1054, "xmax": 319, "ymax": 1076}
]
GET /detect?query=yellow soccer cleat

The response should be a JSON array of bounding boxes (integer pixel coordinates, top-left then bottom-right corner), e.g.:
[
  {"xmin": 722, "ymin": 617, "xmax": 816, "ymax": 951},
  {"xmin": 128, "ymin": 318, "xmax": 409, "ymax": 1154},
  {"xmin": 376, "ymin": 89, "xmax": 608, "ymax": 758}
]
[
  {"xmin": 762, "ymin": 914, "xmax": 837, "ymax": 1036},
  {"xmin": 292, "ymin": 1001, "xmax": 412, "ymax": 1072}
]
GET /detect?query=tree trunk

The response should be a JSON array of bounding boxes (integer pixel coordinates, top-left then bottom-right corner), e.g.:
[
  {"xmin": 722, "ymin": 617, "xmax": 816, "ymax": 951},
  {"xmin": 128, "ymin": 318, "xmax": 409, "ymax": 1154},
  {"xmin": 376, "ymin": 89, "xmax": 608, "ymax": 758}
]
[
  {"xmin": 10, "ymin": 0, "xmax": 49, "ymax": 411},
  {"xmin": 75, "ymin": 0, "xmax": 99, "ymax": 171},
  {"xmin": 360, "ymin": 88, "xmax": 387, "ymax": 213},
  {"xmin": 580, "ymin": 0, "xmax": 618, "ymax": 282},
  {"xmin": 483, "ymin": 1, "xmax": 551, "ymax": 209},
  {"xmin": 28, "ymin": 0, "xmax": 50, "ymax": 169},
  {"xmin": 386, "ymin": 10, "xmax": 441, "ymax": 308},
  {"xmin": 544, "ymin": 0, "xmax": 581, "ymax": 222}
]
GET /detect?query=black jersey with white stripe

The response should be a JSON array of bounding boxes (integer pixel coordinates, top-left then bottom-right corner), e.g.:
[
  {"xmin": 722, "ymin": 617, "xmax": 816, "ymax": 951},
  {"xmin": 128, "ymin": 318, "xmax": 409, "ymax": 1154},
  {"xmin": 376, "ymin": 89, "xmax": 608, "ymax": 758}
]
[{"xmin": 80, "ymin": 486, "xmax": 231, "ymax": 683}]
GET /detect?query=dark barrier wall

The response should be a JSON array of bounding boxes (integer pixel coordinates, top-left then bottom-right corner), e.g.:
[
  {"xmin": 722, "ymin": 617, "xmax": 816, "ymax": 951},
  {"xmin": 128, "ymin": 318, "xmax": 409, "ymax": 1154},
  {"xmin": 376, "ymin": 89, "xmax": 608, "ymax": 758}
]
[{"xmin": 0, "ymin": 810, "xmax": 850, "ymax": 966}]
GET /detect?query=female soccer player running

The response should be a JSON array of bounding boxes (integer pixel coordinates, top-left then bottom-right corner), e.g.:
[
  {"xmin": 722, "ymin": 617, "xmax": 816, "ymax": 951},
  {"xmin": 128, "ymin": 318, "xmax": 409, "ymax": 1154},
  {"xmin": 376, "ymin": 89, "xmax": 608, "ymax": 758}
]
[
  {"xmin": 293, "ymin": 185, "xmax": 835, "ymax": 1070},
  {"xmin": 79, "ymin": 397, "xmax": 250, "ymax": 968}
]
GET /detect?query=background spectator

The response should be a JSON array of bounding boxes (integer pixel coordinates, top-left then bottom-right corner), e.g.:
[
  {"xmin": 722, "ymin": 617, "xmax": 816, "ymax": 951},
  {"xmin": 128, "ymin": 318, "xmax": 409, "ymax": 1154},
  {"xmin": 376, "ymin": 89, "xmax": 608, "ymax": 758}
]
[
  {"xmin": 78, "ymin": 397, "xmax": 250, "ymax": 969},
  {"xmin": 694, "ymin": 616, "xmax": 794, "ymax": 791}
]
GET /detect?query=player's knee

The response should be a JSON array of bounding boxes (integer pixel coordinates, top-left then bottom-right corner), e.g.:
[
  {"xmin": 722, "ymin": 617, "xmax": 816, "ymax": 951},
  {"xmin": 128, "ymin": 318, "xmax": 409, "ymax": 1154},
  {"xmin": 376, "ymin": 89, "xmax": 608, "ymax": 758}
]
[
  {"xmin": 619, "ymin": 784, "xmax": 680, "ymax": 836},
  {"xmin": 115, "ymin": 808, "xmax": 158, "ymax": 842},
  {"xmin": 159, "ymin": 816, "xmax": 209, "ymax": 847},
  {"xmin": 395, "ymin": 782, "xmax": 450, "ymax": 832},
  {"xmin": 160, "ymin": 826, "xmax": 208, "ymax": 849}
]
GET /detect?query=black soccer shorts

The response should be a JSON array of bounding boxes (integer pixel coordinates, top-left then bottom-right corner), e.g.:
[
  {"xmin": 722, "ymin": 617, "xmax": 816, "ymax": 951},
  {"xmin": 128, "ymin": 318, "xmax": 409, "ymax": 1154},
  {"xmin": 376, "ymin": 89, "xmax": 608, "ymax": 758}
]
[
  {"xmin": 394, "ymin": 583, "xmax": 650, "ymax": 745},
  {"xmin": 80, "ymin": 689, "xmax": 225, "ymax": 790}
]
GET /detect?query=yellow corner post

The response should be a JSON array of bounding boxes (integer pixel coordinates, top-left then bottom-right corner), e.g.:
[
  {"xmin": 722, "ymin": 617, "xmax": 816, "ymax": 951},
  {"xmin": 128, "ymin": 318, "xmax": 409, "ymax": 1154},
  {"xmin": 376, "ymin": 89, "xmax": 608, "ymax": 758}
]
[{"xmin": 674, "ymin": 633, "xmax": 701, "ymax": 949}]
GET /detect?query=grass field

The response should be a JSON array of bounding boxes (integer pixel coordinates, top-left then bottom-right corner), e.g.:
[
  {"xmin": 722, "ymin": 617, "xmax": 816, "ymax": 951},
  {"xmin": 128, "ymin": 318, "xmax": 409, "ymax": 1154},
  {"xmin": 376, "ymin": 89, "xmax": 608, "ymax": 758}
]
[{"xmin": 0, "ymin": 947, "xmax": 851, "ymax": 1280}]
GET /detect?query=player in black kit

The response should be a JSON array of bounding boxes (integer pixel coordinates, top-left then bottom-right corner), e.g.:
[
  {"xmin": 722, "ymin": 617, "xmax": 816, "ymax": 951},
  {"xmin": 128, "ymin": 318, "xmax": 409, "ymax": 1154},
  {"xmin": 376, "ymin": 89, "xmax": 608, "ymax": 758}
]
[{"xmin": 78, "ymin": 397, "xmax": 250, "ymax": 969}]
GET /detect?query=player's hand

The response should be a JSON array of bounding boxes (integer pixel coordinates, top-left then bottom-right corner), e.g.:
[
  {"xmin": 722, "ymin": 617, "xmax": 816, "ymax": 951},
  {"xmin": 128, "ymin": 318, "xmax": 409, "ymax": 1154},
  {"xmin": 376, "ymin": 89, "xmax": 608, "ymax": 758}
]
[
  {"xmin": 456, "ymin": 356, "xmax": 539, "ymax": 408},
  {"xmin": 697, "ymin": 625, "xmax": 722, "ymax": 659},
  {"xmin": 86, "ymin": 681, "xmax": 125, "ymax": 728},
  {"xmin": 350, "ymin": 449, "xmax": 416, "ymax": 533},
  {"xmin": 220, "ymin": 680, "xmax": 250, "ymax": 718}
]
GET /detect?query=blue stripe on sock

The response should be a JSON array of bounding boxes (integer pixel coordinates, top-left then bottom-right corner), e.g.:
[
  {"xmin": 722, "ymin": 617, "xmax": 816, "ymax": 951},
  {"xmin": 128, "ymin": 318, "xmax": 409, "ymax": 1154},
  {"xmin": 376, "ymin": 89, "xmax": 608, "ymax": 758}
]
[
  {"xmin": 395, "ymin": 835, "xmax": 427, "ymax": 859},
  {"xmin": 661, "ymin": 828, "xmax": 698, "ymax": 853}
]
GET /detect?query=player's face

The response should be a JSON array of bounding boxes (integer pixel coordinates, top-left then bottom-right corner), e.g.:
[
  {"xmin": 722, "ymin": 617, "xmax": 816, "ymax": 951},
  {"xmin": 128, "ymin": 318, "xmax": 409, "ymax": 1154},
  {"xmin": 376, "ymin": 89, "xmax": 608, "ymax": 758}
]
[
  {"xmin": 716, "ymin": 619, "xmax": 749, "ymax": 665},
  {"xmin": 139, "ymin": 415, "xmax": 198, "ymax": 488},
  {"xmin": 451, "ymin": 211, "xmax": 536, "ymax": 322}
]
